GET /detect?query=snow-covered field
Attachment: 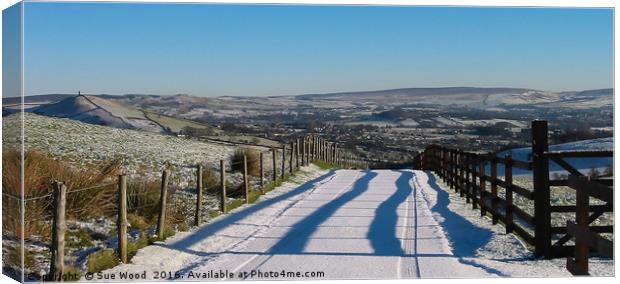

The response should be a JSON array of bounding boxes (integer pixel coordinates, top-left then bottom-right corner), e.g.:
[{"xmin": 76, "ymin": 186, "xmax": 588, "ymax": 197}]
[
  {"xmin": 1, "ymin": 112, "xmax": 287, "ymax": 280},
  {"xmin": 493, "ymin": 137, "xmax": 613, "ymax": 177},
  {"xmin": 2, "ymin": 113, "xmax": 239, "ymax": 175},
  {"xmin": 94, "ymin": 169, "xmax": 611, "ymax": 280}
]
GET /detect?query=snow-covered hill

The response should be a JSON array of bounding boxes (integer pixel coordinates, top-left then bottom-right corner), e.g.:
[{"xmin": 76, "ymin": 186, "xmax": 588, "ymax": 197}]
[
  {"xmin": 2, "ymin": 113, "xmax": 240, "ymax": 175},
  {"xmin": 497, "ymin": 137, "xmax": 613, "ymax": 176},
  {"xmin": 33, "ymin": 95, "xmax": 165, "ymax": 132}
]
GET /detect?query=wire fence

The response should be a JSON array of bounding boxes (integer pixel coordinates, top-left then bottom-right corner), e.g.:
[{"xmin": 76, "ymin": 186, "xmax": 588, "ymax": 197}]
[{"xmin": 2, "ymin": 135, "xmax": 364, "ymax": 281}]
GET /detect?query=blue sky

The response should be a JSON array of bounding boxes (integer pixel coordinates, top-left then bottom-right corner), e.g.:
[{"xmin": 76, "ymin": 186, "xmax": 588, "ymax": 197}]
[{"xmin": 12, "ymin": 2, "xmax": 615, "ymax": 96}]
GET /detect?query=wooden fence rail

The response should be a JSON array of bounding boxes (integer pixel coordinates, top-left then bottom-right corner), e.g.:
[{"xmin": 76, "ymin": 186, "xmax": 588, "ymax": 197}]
[
  {"xmin": 413, "ymin": 120, "xmax": 614, "ymax": 266},
  {"xmin": 565, "ymin": 175, "xmax": 614, "ymax": 275}
]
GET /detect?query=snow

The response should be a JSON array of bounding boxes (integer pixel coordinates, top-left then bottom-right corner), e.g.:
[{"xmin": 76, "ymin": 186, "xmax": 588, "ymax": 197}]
[
  {"xmin": 90, "ymin": 168, "xmax": 611, "ymax": 280},
  {"xmin": 417, "ymin": 172, "xmax": 611, "ymax": 277},
  {"xmin": 497, "ymin": 137, "xmax": 613, "ymax": 176},
  {"xmin": 398, "ymin": 118, "xmax": 419, "ymax": 127}
]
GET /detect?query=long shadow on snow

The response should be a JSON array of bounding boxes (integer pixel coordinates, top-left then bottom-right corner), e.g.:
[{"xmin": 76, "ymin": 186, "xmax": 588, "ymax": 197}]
[
  {"xmin": 267, "ymin": 171, "xmax": 378, "ymax": 254},
  {"xmin": 424, "ymin": 172, "xmax": 492, "ymax": 257},
  {"xmin": 366, "ymin": 170, "xmax": 413, "ymax": 256},
  {"xmin": 423, "ymin": 171, "xmax": 508, "ymax": 276},
  {"xmin": 159, "ymin": 169, "xmax": 337, "ymax": 253}
]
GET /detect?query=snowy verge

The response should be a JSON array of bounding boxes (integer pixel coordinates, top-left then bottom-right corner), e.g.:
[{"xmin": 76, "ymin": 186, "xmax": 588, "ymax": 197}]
[
  {"xmin": 414, "ymin": 170, "xmax": 613, "ymax": 277},
  {"xmin": 92, "ymin": 164, "xmax": 333, "ymax": 281}
]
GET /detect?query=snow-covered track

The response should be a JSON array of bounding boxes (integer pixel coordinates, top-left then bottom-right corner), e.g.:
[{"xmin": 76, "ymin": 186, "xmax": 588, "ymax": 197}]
[{"xmin": 100, "ymin": 169, "xmax": 583, "ymax": 280}]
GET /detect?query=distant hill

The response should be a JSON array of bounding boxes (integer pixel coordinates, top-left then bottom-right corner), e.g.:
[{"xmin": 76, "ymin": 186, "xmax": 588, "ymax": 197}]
[
  {"xmin": 32, "ymin": 95, "xmax": 164, "ymax": 132},
  {"xmin": 27, "ymin": 94, "xmax": 218, "ymax": 134},
  {"xmin": 2, "ymin": 94, "xmax": 75, "ymax": 106},
  {"xmin": 5, "ymin": 87, "xmax": 612, "ymax": 126},
  {"xmin": 296, "ymin": 87, "xmax": 533, "ymax": 100},
  {"xmin": 5, "ymin": 94, "xmax": 285, "ymax": 147},
  {"xmin": 296, "ymin": 87, "xmax": 613, "ymax": 109}
]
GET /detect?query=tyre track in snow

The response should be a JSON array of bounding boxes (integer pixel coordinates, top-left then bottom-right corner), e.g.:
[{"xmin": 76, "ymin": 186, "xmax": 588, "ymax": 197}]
[
  {"xmin": 223, "ymin": 170, "xmax": 363, "ymax": 280},
  {"xmin": 102, "ymin": 169, "xmax": 499, "ymax": 281},
  {"xmin": 204, "ymin": 170, "xmax": 428, "ymax": 279}
]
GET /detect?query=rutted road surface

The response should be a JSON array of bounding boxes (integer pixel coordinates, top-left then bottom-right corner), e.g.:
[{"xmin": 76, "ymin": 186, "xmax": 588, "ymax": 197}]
[{"xmin": 102, "ymin": 168, "xmax": 506, "ymax": 280}]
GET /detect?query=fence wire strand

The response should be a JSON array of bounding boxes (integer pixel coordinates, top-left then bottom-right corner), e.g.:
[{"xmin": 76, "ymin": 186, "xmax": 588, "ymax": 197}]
[
  {"xmin": 67, "ymin": 182, "xmax": 116, "ymax": 194},
  {"xmin": 2, "ymin": 192, "xmax": 54, "ymax": 202}
]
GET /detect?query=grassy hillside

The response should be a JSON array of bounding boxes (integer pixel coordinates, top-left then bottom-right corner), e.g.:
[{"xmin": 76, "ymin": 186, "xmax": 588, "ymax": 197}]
[
  {"xmin": 2, "ymin": 112, "xmax": 235, "ymax": 173},
  {"xmin": 143, "ymin": 110, "xmax": 219, "ymax": 134}
]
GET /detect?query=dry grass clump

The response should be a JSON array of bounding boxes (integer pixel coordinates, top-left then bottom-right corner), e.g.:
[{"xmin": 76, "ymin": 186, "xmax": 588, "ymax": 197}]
[
  {"xmin": 126, "ymin": 178, "xmax": 162, "ymax": 223},
  {"xmin": 202, "ymin": 167, "xmax": 221, "ymax": 194},
  {"xmin": 230, "ymin": 148, "xmax": 260, "ymax": 177},
  {"xmin": 2, "ymin": 149, "xmax": 121, "ymax": 239}
]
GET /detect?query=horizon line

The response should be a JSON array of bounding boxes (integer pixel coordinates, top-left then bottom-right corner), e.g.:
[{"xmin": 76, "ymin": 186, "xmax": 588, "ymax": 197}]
[{"xmin": 8, "ymin": 85, "xmax": 615, "ymax": 99}]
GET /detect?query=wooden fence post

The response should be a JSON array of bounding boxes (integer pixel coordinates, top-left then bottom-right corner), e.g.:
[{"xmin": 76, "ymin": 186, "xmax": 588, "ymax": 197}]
[
  {"xmin": 444, "ymin": 148, "xmax": 449, "ymax": 181},
  {"xmin": 325, "ymin": 140, "xmax": 329, "ymax": 163},
  {"xmin": 308, "ymin": 135, "xmax": 315, "ymax": 162},
  {"xmin": 49, "ymin": 181, "xmax": 67, "ymax": 281},
  {"xmin": 259, "ymin": 152, "xmax": 264, "ymax": 190},
  {"xmin": 313, "ymin": 136, "xmax": 317, "ymax": 161},
  {"xmin": 350, "ymin": 152, "xmax": 354, "ymax": 168},
  {"xmin": 315, "ymin": 138, "xmax": 319, "ymax": 161},
  {"xmin": 243, "ymin": 155, "xmax": 249, "ymax": 203},
  {"xmin": 459, "ymin": 150, "xmax": 465, "ymax": 198},
  {"xmin": 435, "ymin": 147, "xmax": 440, "ymax": 172},
  {"xmin": 441, "ymin": 147, "xmax": 446, "ymax": 182},
  {"xmin": 272, "ymin": 147, "xmax": 277, "ymax": 182},
  {"xmin": 465, "ymin": 154, "xmax": 470, "ymax": 203},
  {"xmin": 451, "ymin": 149, "xmax": 456, "ymax": 189},
  {"xmin": 333, "ymin": 146, "xmax": 337, "ymax": 166},
  {"xmin": 438, "ymin": 147, "xmax": 444, "ymax": 180},
  {"xmin": 281, "ymin": 145, "xmax": 286, "ymax": 179},
  {"xmin": 289, "ymin": 142, "xmax": 294, "ymax": 173},
  {"xmin": 338, "ymin": 148, "xmax": 342, "ymax": 167},
  {"xmin": 348, "ymin": 152, "xmax": 352, "ymax": 168},
  {"xmin": 447, "ymin": 149, "xmax": 451, "ymax": 184},
  {"xmin": 505, "ymin": 155, "xmax": 514, "ymax": 233},
  {"xmin": 491, "ymin": 156, "xmax": 499, "ymax": 225},
  {"xmin": 220, "ymin": 160, "xmax": 227, "ymax": 213},
  {"xmin": 452, "ymin": 150, "xmax": 457, "ymax": 192},
  {"xmin": 338, "ymin": 149, "xmax": 342, "ymax": 167},
  {"xmin": 324, "ymin": 142, "xmax": 328, "ymax": 164},
  {"xmin": 532, "ymin": 120, "xmax": 551, "ymax": 258},
  {"xmin": 572, "ymin": 177, "xmax": 590, "ymax": 274},
  {"xmin": 300, "ymin": 138, "xmax": 304, "ymax": 166},
  {"xmin": 333, "ymin": 144, "xmax": 338, "ymax": 166},
  {"xmin": 471, "ymin": 154, "xmax": 478, "ymax": 210},
  {"xmin": 312, "ymin": 136, "xmax": 319, "ymax": 161},
  {"xmin": 443, "ymin": 147, "xmax": 448, "ymax": 181},
  {"xmin": 118, "ymin": 175, "xmax": 128, "ymax": 263},
  {"xmin": 448, "ymin": 149, "xmax": 453, "ymax": 190},
  {"xmin": 295, "ymin": 138, "xmax": 300, "ymax": 170},
  {"xmin": 314, "ymin": 137, "xmax": 317, "ymax": 160},
  {"xmin": 479, "ymin": 156, "xmax": 486, "ymax": 216},
  {"xmin": 306, "ymin": 137, "xmax": 310, "ymax": 166},
  {"xmin": 195, "ymin": 165, "xmax": 203, "ymax": 226},
  {"xmin": 319, "ymin": 139, "xmax": 322, "ymax": 161},
  {"xmin": 157, "ymin": 170, "xmax": 169, "ymax": 239}
]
